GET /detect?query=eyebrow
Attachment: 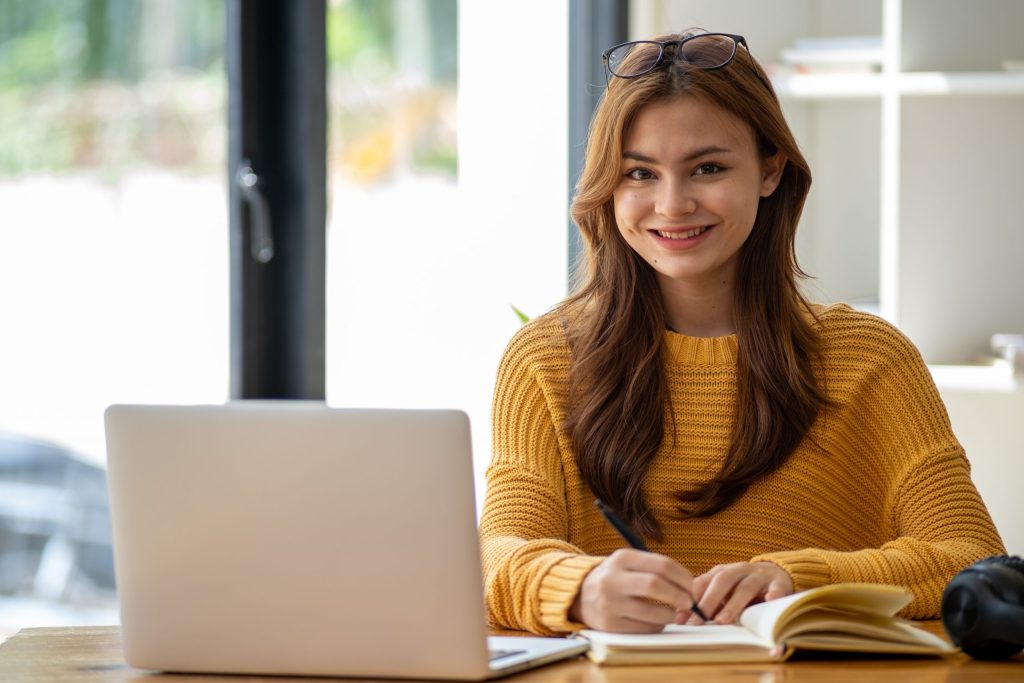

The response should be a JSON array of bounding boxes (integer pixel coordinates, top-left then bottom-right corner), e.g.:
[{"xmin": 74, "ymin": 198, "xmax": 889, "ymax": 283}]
[{"xmin": 622, "ymin": 145, "xmax": 733, "ymax": 164}]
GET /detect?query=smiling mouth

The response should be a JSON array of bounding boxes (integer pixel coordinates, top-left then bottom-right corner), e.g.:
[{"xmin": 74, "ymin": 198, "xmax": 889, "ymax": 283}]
[{"xmin": 654, "ymin": 225, "xmax": 712, "ymax": 239}]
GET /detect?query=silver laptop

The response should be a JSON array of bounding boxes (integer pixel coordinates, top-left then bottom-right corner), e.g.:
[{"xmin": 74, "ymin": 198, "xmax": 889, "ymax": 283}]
[{"xmin": 104, "ymin": 402, "xmax": 587, "ymax": 679}]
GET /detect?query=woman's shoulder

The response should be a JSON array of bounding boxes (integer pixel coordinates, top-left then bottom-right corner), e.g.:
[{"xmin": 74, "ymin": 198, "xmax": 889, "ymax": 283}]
[
  {"xmin": 809, "ymin": 302, "xmax": 925, "ymax": 369},
  {"xmin": 500, "ymin": 310, "xmax": 573, "ymax": 373}
]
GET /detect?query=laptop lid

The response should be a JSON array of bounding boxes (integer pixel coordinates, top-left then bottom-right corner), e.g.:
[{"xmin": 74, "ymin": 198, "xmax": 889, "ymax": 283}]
[{"xmin": 104, "ymin": 403, "xmax": 585, "ymax": 679}]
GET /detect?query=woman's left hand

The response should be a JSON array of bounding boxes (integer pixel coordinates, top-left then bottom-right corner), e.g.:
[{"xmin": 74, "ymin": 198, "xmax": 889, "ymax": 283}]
[{"xmin": 691, "ymin": 561, "xmax": 794, "ymax": 624}]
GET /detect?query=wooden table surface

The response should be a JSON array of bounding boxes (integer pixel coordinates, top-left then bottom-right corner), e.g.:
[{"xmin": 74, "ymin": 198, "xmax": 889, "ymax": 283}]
[{"xmin": 1, "ymin": 624, "xmax": 1023, "ymax": 682}]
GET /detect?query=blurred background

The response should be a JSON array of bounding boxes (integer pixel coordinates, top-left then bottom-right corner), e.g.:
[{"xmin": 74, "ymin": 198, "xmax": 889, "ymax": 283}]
[
  {"xmin": 1, "ymin": 0, "xmax": 228, "ymax": 634},
  {"xmin": 0, "ymin": 0, "xmax": 570, "ymax": 637}
]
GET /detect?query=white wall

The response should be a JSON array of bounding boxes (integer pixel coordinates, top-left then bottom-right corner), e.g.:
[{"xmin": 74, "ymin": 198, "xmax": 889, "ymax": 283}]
[{"xmin": 935, "ymin": 368, "xmax": 1024, "ymax": 556}]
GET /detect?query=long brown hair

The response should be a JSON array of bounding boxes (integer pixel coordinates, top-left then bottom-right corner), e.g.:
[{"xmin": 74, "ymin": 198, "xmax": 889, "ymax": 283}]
[{"xmin": 560, "ymin": 31, "xmax": 826, "ymax": 540}]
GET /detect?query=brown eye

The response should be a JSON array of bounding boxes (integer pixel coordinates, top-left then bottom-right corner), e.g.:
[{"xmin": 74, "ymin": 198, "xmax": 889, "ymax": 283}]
[
  {"xmin": 626, "ymin": 168, "xmax": 655, "ymax": 181},
  {"xmin": 694, "ymin": 163, "xmax": 725, "ymax": 176}
]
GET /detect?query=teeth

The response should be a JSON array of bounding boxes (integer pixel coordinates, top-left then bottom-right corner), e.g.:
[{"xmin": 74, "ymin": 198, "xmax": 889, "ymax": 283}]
[{"xmin": 657, "ymin": 226, "xmax": 708, "ymax": 239}]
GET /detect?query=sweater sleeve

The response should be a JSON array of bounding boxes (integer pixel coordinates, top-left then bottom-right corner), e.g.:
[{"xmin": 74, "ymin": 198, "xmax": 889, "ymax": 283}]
[
  {"xmin": 479, "ymin": 323, "xmax": 604, "ymax": 635},
  {"xmin": 752, "ymin": 320, "xmax": 1006, "ymax": 618}
]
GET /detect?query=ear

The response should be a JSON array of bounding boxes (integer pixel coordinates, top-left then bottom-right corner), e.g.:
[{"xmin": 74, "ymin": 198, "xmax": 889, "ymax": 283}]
[{"xmin": 759, "ymin": 153, "xmax": 786, "ymax": 197}]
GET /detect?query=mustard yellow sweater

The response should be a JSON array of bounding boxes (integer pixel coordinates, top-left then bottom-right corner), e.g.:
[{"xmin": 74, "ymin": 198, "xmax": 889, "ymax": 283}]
[{"xmin": 480, "ymin": 303, "xmax": 1004, "ymax": 634}]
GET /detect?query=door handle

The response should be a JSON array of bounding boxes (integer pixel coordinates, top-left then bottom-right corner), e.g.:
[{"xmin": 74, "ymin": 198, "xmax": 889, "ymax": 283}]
[{"xmin": 236, "ymin": 160, "xmax": 274, "ymax": 263}]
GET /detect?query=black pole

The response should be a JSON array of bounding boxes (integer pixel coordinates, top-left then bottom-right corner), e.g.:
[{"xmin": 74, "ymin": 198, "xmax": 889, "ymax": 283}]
[
  {"xmin": 227, "ymin": 0, "xmax": 326, "ymax": 399},
  {"xmin": 567, "ymin": 0, "xmax": 627, "ymax": 287}
]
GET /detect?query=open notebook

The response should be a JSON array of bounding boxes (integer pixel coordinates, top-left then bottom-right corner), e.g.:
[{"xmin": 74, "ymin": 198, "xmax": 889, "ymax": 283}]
[
  {"xmin": 104, "ymin": 403, "xmax": 587, "ymax": 679},
  {"xmin": 580, "ymin": 583, "xmax": 954, "ymax": 665}
]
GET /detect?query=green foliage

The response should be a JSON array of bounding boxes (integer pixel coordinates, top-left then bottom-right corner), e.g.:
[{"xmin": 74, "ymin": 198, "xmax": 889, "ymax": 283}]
[
  {"xmin": 0, "ymin": 0, "xmax": 456, "ymax": 179},
  {"xmin": 326, "ymin": 0, "xmax": 457, "ymax": 183},
  {"xmin": 327, "ymin": 0, "xmax": 395, "ymax": 74},
  {"xmin": 0, "ymin": 20, "xmax": 75, "ymax": 85},
  {"xmin": 0, "ymin": 0, "xmax": 225, "ymax": 176},
  {"xmin": 326, "ymin": 0, "xmax": 455, "ymax": 83},
  {"xmin": 511, "ymin": 306, "xmax": 531, "ymax": 325},
  {"xmin": 0, "ymin": 0, "xmax": 223, "ymax": 87}
]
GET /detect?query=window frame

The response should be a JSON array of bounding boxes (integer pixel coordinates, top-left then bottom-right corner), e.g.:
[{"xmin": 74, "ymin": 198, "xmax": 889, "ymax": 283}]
[{"xmin": 227, "ymin": 0, "xmax": 327, "ymax": 400}]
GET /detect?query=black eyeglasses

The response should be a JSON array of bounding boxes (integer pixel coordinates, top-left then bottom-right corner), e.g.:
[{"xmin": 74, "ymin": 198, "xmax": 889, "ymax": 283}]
[{"xmin": 601, "ymin": 33, "xmax": 748, "ymax": 84}]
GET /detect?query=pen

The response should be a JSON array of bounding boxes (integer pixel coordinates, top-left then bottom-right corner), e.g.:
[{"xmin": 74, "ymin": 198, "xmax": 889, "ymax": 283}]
[{"xmin": 594, "ymin": 498, "xmax": 709, "ymax": 622}]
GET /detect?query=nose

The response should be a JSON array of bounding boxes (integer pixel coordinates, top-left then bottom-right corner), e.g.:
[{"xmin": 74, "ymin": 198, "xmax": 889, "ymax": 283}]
[{"xmin": 655, "ymin": 177, "xmax": 697, "ymax": 218}]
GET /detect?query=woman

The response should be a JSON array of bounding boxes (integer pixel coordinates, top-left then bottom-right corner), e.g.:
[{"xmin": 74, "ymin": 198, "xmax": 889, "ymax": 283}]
[{"xmin": 479, "ymin": 30, "xmax": 1004, "ymax": 635}]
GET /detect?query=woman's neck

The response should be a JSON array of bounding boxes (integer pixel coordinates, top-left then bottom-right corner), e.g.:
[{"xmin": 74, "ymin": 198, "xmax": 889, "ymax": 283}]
[{"xmin": 658, "ymin": 273, "xmax": 736, "ymax": 338}]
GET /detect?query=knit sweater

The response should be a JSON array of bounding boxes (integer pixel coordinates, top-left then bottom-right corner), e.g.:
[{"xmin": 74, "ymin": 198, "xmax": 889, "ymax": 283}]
[{"xmin": 480, "ymin": 303, "xmax": 1005, "ymax": 635}]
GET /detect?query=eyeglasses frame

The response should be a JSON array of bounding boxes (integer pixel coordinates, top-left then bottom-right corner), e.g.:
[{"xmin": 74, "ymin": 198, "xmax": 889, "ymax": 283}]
[{"xmin": 601, "ymin": 33, "xmax": 749, "ymax": 85}]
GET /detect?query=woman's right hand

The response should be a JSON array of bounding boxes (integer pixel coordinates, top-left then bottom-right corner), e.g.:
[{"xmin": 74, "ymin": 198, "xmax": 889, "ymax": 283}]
[{"xmin": 568, "ymin": 549, "xmax": 698, "ymax": 632}]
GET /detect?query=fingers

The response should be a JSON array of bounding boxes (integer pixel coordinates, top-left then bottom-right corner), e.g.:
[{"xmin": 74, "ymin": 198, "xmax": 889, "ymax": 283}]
[
  {"xmin": 576, "ymin": 555, "xmax": 795, "ymax": 631},
  {"xmin": 692, "ymin": 561, "xmax": 794, "ymax": 624},
  {"xmin": 693, "ymin": 563, "xmax": 743, "ymax": 623},
  {"xmin": 712, "ymin": 574, "xmax": 765, "ymax": 624},
  {"xmin": 763, "ymin": 573, "xmax": 792, "ymax": 602},
  {"xmin": 611, "ymin": 549, "xmax": 697, "ymax": 604},
  {"xmin": 577, "ymin": 549, "xmax": 697, "ymax": 632}
]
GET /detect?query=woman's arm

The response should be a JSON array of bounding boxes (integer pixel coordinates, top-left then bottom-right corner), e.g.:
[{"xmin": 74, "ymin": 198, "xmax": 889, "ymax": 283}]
[
  {"xmin": 479, "ymin": 323, "xmax": 604, "ymax": 634},
  {"xmin": 749, "ymin": 321, "xmax": 1005, "ymax": 618},
  {"xmin": 749, "ymin": 445, "xmax": 1004, "ymax": 618},
  {"xmin": 481, "ymin": 322, "xmax": 700, "ymax": 633}
]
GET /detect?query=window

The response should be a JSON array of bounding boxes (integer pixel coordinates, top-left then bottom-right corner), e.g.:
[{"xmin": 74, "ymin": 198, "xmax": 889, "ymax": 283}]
[
  {"xmin": 0, "ymin": 0, "xmax": 227, "ymax": 633},
  {"xmin": 326, "ymin": 1, "xmax": 569, "ymax": 502},
  {"xmin": 0, "ymin": 0, "xmax": 572, "ymax": 636}
]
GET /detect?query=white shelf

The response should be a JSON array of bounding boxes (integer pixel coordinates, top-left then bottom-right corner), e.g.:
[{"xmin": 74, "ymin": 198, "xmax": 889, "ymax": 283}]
[
  {"xmin": 774, "ymin": 71, "xmax": 1024, "ymax": 100},
  {"xmin": 773, "ymin": 73, "xmax": 884, "ymax": 99},
  {"xmin": 898, "ymin": 71, "xmax": 1024, "ymax": 96},
  {"xmin": 930, "ymin": 360, "xmax": 1019, "ymax": 393}
]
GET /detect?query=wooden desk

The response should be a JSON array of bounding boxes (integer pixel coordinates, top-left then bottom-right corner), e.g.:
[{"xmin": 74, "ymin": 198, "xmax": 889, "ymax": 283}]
[{"xmin": 1, "ymin": 625, "xmax": 1022, "ymax": 682}]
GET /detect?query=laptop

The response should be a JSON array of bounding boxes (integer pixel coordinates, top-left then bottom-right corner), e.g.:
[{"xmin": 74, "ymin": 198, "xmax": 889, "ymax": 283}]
[{"xmin": 104, "ymin": 402, "xmax": 588, "ymax": 679}]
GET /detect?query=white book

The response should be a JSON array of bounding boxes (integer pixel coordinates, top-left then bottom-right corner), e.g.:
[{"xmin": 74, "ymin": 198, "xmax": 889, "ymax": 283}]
[{"xmin": 579, "ymin": 583, "xmax": 954, "ymax": 665}]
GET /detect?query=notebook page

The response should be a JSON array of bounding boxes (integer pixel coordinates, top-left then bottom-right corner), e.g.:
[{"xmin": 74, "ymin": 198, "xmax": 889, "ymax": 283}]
[
  {"xmin": 581, "ymin": 623, "xmax": 772, "ymax": 650},
  {"xmin": 739, "ymin": 584, "xmax": 912, "ymax": 643}
]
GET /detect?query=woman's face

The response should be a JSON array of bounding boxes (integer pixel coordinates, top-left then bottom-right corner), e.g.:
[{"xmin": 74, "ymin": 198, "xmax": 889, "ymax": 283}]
[{"xmin": 613, "ymin": 95, "xmax": 783, "ymax": 292}]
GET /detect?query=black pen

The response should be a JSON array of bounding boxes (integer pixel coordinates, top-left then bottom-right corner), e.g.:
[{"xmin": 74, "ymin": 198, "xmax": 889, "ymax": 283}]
[{"xmin": 594, "ymin": 498, "xmax": 709, "ymax": 622}]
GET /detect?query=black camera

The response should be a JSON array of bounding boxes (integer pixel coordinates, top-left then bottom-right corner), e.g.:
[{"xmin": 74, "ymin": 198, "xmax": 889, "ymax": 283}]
[{"xmin": 941, "ymin": 555, "xmax": 1024, "ymax": 660}]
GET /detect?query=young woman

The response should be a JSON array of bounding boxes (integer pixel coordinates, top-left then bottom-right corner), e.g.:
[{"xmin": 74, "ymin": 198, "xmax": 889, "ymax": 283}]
[{"xmin": 479, "ymin": 30, "xmax": 1004, "ymax": 635}]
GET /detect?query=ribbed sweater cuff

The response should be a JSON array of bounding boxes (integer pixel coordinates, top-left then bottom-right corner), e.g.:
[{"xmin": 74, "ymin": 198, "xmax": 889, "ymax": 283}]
[
  {"xmin": 537, "ymin": 554, "xmax": 605, "ymax": 633},
  {"xmin": 750, "ymin": 550, "xmax": 832, "ymax": 592}
]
